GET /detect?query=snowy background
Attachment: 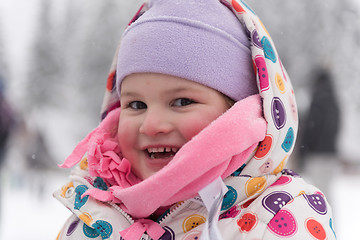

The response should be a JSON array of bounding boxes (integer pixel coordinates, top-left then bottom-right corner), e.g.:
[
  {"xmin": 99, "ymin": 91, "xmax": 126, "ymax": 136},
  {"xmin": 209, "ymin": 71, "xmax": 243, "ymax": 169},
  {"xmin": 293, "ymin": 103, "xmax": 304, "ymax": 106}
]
[{"xmin": 0, "ymin": 0, "xmax": 359, "ymax": 239}]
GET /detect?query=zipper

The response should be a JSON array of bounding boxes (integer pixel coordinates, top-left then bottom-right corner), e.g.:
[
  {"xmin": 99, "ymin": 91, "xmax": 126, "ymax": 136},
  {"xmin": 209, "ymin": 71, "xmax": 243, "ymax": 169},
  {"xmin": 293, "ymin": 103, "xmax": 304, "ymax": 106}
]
[
  {"xmin": 157, "ymin": 198, "xmax": 205, "ymax": 225},
  {"xmin": 108, "ymin": 202, "xmax": 135, "ymax": 225}
]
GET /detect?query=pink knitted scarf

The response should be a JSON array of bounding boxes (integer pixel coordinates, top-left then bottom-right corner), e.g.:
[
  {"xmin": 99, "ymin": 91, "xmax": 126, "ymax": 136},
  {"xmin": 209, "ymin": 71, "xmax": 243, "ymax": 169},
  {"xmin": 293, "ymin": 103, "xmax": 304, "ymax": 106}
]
[{"xmin": 60, "ymin": 94, "xmax": 266, "ymax": 219}]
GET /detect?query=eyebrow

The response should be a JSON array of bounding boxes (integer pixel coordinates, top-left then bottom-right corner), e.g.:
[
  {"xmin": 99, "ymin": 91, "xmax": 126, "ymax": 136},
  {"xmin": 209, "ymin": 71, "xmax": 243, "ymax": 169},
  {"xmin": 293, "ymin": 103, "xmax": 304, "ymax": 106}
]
[
  {"xmin": 121, "ymin": 86, "xmax": 201, "ymax": 98},
  {"xmin": 120, "ymin": 91, "xmax": 141, "ymax": 98},
  {"xmin": 167, "ymin": 87, "xmax": 196, "ymax": 94}
]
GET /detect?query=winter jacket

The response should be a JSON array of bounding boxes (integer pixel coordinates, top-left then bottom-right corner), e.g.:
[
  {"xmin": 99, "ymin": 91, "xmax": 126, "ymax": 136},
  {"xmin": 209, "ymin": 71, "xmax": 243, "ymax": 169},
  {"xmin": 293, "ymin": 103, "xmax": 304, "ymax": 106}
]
[{"xmin": 54, "ymin": 0, "xmax": 336, "ymax": 239}]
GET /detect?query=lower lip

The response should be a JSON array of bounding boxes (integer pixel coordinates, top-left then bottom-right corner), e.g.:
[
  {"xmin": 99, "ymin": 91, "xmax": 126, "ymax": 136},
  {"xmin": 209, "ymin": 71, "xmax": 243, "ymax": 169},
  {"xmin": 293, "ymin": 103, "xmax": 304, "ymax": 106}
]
[{"xmin": 144, "ymin": 153, "xmax": 174, "ymax": 167}]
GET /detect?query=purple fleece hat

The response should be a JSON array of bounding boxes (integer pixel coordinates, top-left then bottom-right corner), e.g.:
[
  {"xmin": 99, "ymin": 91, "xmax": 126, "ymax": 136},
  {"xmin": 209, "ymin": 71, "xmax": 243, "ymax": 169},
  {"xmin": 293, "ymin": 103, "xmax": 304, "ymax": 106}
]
[{"xmin": 116, "ymin": 0, "xmax": 258, "ymax": 101}]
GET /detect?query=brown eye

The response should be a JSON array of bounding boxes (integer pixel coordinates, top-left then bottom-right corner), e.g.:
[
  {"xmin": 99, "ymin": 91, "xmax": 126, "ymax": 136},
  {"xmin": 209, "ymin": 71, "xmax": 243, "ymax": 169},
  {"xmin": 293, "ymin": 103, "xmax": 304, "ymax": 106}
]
[
  {"xmin": 172, "ymin": 98, "xmax": 195, "ymax": 107},
  {"xmin": 128, "ymin": 101, "xmax": 147, "ymax": 109}
]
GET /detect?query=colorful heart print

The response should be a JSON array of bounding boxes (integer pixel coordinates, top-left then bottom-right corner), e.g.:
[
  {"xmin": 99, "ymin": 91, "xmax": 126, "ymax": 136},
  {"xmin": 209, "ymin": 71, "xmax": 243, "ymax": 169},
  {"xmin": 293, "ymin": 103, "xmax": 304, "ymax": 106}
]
[
  {"xmin": 91, "ymin": 220, "xmax": 113, "ymax": 239},
  {"xmin": 182, "ymin": 214, "xmax": 206, "ymax": 233},
  {"xmin": 221, "ymin": 185, "xmax": 238, "ymax": 211},
  {"xmin": 281, "ymin": 127, "xmax": 294, "ymax": 152},
  {"xmin": 271, "ymin": 97, "xmax": 286, "ymax": 130},
  {"xmin": 303, "ymin": 194, "xmax": 327, "ymax": 215},
  {"xmin": 159, "ymin": 226, "xmax": 175, "ymax": 240},
  {"xmin": 254, "ymin": 135, "xmax": 273, "ymax": 159},
  {"xmin": 268, "ymin": 209, "xmax": 297, "ymax": 237},
  {"xmin": 261, "ymin": 36, "xmax": 277, "ymax": 63},
  {"xmin": 74, "ymin": 185, "xmax": 89, "ymax": 210},
  {"xmin": 219, "ymin": 205, "xmax": 241, "ymax": 220},
  {"xmin": 254, "ymin": 55, "xmax": 269, "ymax": 92},
  {"xmin": 305, "ymin": 218, "xmax": 326, "ymax": 240},
  {"xmin": 182, "ymin": 230, "xmax": 202, "ymax": 240},
  {"xmin": 262, "ymin": 191, "xmax": 293, "ymax": 215},
  {"xmin": 245, "ymin": 176, "xmax": 267, "ymax": 197},
  {"xmin": 237, "ymin": 212, "xmax": 258, "ymax": 233},
  {"xmin": 66, "ymin": 218, "xmax": 80, "ymax": 236}
]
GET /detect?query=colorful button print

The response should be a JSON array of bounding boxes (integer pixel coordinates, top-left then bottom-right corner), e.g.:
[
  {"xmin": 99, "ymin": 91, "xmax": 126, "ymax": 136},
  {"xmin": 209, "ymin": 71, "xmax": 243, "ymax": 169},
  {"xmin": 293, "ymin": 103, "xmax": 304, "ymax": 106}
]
[
  {"xmin": 231, "ymin": 0, "xmax": 245, "ymax": 13},
  {"xmin": 279, "ymin": 58, "xmax": 288, "ymax": 82},
  {"xmin": 74, "ymin": 185, "xmax": 89, "ymax": 210},
  {"xmin": 271, "ymin": 97, "xmax": 286, "ymax": 130},
  {"xmin": 159, "ymin": 226, "xmax": 175, "ymax": 240},
  {"xmin": 272, "ymin": 155, "xmax": 288, "ymax": 174},
  {"xmin": 245, "ymin": 176, "xmax": 267, "ymax": 197},
  {"xmin": 239, "ymin": 0, "xmax": 256, "ymax": 14},
  {"xmin": 182, "ymin": 214, "xmax": 206, "ymax": 233},
  {"xmin": 237, "ymin": 212, "xmax": 258, "ymax": 233},
  {"xmin": 219, "ymin": 205, "xmax": 241, "ymax": 220},
  {"xmin": 262, "ymin": 191, "xmax": 293, "ymax": 215},
  {"xmin": 80, "ymin": 156, "xmax": 88, "ymax": 170},
  {"xmin": 92, "ymin": 220, "xmax": 113, "ymax": 239},
  {"xmin": 66, "ymin": 218, "xmax": 80, "ymax": 236},
  {"xmin": 268, "ymin": 209, "xmax": 297, "ymax": 237},
  {"xmin": 61, "ymin": 182, "xmax": 74, "ymax": 198},
  {"xmin": 259, "ymin": 158, "xmax": 274, "ymax": 174},
  {"xmin": 241, "ymin": 198, "xmax": 255, "ymax": 209},
  {"xmin": 83, "ymin": 223, "xmax": 100, "ymax": 238},
  {"xmin": 275, "ymin": 72, "xmax": 286, "ymax": 93},
  {"xmin": 254, "ymin": 55, "xmax": 269, "ymax": 92},
  {"xmin": 305, "ymin": 218, "xmax": 326, "ymax": 240},
  {"xmin": 79, "ymin": 212, "xmax": 93, "ymax": 226},
  {"xmin": 303, "ymin": 194, "xmax": 327, "ymax": 215},
  {"xmin": 251, "ymin": 30, "xmax": 262, "ymax": 49},
  {"xmin": 281, "ymin": 169, "xmax": 300, "ymax": 177},
  {"xmin": 94, "ymin": 177, "xmax": 108, "ymax": 191},
  {"xmin": 329, "ymin": 218, "xmax": 336, "ymax": 238},
  {"xmin": 182, "ymin": 230, "xmax": 201, "ymax": 240},
  {"xmin": 271, "ymin": 175, "xmax": 292, "ymax": 187},
  {"xmin": 221, "ymin": 185, "xmax": 237, "ymax": 211},
  {"xmin": 289, "ymin": 94, "xmax": 298, "ymax": 122},
  {"xmin": 261, "ymin": 36, "xmax": 277, "ymax": 63},
  {"xmin": 281, "ymin": 127, "xmax": 294, "ymax": 152},
  {"xmin": 254, "ymin": 135, "xmax": 273, "ymax": 159}
]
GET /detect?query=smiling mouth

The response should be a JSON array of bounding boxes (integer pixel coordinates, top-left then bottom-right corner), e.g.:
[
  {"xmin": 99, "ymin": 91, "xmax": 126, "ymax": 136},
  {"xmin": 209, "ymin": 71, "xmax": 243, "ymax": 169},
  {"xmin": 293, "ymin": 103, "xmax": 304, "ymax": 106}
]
[{"xmin": 146, "ymin": 147, "xmax": 179, "ymax": 159}]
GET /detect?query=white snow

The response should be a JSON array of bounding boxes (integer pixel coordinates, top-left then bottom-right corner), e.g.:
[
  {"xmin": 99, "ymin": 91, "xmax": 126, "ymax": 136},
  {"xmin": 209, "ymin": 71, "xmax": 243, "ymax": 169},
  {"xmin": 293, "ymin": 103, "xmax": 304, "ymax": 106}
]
[
  {"xmin": 1, "ymin": 0, "xmax": 359, "ymax": 239},
  {"xmin": 0, "ymin": 168, "xmax": 71, "ymax": 239}
]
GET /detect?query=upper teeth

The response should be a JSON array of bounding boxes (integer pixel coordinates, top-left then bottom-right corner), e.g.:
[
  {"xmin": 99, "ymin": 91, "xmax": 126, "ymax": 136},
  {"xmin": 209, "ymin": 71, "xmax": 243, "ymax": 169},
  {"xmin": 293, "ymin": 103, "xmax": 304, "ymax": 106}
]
[{"xmin": 147, "ymin": 147, "xmax": 178, "ymax": 153}]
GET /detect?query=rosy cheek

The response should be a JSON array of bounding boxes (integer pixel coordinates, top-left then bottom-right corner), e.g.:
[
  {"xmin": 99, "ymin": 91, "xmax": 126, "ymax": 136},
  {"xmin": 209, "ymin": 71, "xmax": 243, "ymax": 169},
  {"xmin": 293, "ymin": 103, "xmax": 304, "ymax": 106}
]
[
  {"xmin": 117, "ymin": 119, "xmax": 136, "ymax": 151},
  {"xmin": 182, "ymin": 120, "xmax": 212, "ymax": 141}
]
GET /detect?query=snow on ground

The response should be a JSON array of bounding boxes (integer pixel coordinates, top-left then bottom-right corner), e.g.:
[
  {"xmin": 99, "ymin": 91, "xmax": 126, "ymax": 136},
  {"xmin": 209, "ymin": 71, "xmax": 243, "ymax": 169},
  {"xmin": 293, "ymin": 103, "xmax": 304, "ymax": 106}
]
[
  {"xmin": 0, "ymin": 166, "xmax": 359, "ymax": 239},
  {"xmin": 330, "ymin": 173, "xmax": 360, "ymax": 240},
  {"xmin": 0, "ymin": 168, "xmax": 71, "ymax": 240}
]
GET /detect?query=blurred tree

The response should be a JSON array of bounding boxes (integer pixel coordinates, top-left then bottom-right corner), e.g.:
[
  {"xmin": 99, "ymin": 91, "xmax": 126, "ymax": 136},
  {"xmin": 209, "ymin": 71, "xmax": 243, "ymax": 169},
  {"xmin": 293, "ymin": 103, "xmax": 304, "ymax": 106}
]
[
  {"xmin": 26, "ymin": 0, "xmax": 66, "ymax": 110},
  {"xmin": 0, "ymin": 17, "xmax": 9, "ymax": 80}
]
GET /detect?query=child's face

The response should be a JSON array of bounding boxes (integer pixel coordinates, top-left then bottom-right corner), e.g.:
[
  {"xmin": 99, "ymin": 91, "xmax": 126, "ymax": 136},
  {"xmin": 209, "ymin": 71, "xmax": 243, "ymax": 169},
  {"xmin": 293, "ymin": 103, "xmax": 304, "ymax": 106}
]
[{"xmin": 118, "ymin": 73, "xmax": 230, "ymax": 180}]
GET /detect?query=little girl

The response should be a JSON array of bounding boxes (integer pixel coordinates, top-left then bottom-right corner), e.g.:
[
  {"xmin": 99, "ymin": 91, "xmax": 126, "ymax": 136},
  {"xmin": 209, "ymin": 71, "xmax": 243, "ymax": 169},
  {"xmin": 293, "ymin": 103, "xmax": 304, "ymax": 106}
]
[{"xmin": 54, "ymin": 0, "xmax": 336, "ymax": 239}]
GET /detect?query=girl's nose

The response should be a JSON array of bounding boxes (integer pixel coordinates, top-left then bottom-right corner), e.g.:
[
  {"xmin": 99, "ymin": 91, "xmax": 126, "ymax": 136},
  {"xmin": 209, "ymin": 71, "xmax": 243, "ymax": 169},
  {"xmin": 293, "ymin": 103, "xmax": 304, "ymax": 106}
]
[{"xmin": 139, "ymin": 109, "xmax": 173, "ymax": 136}]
